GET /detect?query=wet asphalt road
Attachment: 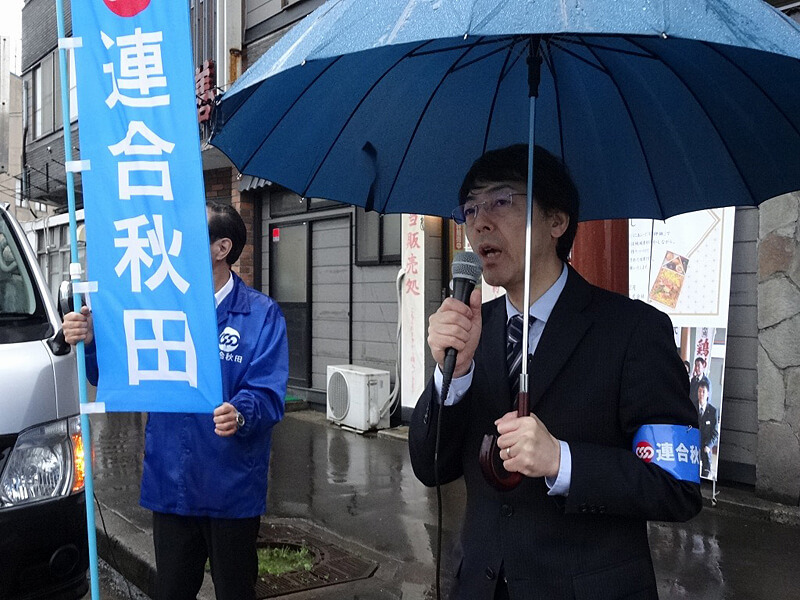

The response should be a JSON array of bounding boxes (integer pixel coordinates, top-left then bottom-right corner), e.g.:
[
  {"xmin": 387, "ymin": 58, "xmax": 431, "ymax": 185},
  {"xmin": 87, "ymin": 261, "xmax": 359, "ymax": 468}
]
[
  {"xmin": 79, "ymin": 558, "xmax": 149, "ymax": 600},
  {"xmin": 87, "ymin": 409, "xmax": 800, "ymax": 599}
]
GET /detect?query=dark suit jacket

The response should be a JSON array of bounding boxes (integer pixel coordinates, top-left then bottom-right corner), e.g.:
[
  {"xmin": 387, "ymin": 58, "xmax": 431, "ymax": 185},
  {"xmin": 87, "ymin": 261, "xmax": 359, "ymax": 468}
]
[
  {"xmin": 699, "ymin": 402, "xmax": 719, "ymax": 477},
  {"xmin": 409, "ymin": 267, "xmax": 702, "ymax": 600},
  {"xmin": 699, "ymin": 403, "xmax": 719, "ymax": 450}
]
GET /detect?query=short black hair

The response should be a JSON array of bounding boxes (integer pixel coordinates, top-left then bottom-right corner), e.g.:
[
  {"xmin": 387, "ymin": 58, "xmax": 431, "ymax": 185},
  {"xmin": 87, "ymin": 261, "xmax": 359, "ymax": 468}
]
[
  {"xmin": 695, "ymin": 357, "xmax": 707, "ymax": 366},
  {"xmin": 698, "ymin": 380, "xmax": 710, "ymax": 391},
  {"xmin": 458, "ymin": 144, "xmax": 579, "ymax": 262},
  {"xmin": 207, "ymin": 201, "xmax": 247, "ymax": 266}
]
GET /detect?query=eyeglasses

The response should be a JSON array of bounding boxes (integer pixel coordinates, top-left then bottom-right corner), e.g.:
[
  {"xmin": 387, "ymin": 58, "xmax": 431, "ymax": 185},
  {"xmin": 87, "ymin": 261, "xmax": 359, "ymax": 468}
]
[{"xmin": 451, "ymin": 192, "xmax": 526, "ymax": 225}]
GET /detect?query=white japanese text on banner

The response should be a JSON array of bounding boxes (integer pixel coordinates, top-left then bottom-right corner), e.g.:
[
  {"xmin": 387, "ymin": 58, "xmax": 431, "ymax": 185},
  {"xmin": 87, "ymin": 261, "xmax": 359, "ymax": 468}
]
[{"xmin": 71, "ymin": 0, "xmax": 222, "ymax": 412}]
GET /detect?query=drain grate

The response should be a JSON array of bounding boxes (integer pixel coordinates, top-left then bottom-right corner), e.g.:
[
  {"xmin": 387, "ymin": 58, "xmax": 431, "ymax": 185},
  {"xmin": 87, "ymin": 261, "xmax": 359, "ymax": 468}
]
[{"xmin": 255, "ymin": 522, "xmax": 378, "ymax": 598}]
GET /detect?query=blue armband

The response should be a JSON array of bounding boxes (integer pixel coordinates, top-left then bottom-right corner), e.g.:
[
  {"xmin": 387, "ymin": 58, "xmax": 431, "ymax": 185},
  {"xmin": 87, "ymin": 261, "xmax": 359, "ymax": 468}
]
[{"xmin": 633, "ymin": 424, "xmax": 701, "ymax": 483}]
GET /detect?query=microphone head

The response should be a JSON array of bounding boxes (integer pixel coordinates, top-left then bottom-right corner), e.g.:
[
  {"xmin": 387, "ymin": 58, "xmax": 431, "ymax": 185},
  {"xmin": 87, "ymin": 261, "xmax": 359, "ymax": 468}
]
[{"xmin": 452, "ymin": 251, "xmax": 483, "ymax": 284}]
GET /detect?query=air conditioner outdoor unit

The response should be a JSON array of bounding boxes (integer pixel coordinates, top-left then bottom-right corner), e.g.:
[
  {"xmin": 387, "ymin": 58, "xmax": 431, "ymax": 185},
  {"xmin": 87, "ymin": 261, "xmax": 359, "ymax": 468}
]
[{"xmin": 326, "ymin": 365, "xmax": 390, "ymax": 433}]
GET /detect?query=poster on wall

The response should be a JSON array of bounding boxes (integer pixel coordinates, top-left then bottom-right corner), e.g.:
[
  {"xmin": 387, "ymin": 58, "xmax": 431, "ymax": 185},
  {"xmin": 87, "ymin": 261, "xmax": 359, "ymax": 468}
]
[
  {"xmin": 629, "ymin": 208, "xmax": 735, "ymax": 328},
  {"xmin": 678, "ymin": 326, "xmax": 726, "ymax": 480},
  {"xmin": 630, "ymin": 208, "xmax": 735, "ymax": 481}
]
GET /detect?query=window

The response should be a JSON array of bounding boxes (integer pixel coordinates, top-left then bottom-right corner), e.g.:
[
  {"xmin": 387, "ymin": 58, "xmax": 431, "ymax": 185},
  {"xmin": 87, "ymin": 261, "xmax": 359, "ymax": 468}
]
[
  {"xmin": 30, "ymin": 50, "xmax": 77, "ymax": 139},
  {"xmin": 32, "ymin": 66, "xmax": 42, "ymax": 138},
  {"xmin": 39, "ymin": 54, "xmax": 54, "ymax": 136},
  {"xmin": 355, "ymin": 209, "xmax": 401, "ymax": 265},
  {"xmin": 33, "ymin": 223, "xmax": 83, "ymax": 302},
  {"xmin": 190, "ymin": 0, "xmax": 216, "ymax": 72}
]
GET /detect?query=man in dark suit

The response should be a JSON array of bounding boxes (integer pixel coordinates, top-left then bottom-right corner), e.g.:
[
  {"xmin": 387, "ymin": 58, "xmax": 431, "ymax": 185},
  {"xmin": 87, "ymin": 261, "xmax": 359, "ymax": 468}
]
[
  {"xmin": 409, "ymin": 145, "xmax": 702, "ymax": 600},
  {"xmin": 696, "ymin": 380, "xmax": 719, "ymax": 478},
  {"xmin": 689, "ymin": 357, "xmax": 712, "ymax": 409}
]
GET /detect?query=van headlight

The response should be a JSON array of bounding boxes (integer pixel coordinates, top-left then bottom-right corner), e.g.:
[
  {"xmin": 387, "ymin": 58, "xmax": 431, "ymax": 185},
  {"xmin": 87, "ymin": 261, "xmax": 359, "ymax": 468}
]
[{"xmin": 0, "ymin": 416, "xmax": 85, "ymax": 507}]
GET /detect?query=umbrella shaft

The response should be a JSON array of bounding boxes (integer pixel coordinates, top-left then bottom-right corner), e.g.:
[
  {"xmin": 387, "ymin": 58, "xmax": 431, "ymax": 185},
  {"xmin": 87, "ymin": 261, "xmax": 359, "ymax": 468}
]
[{"xmin": 527, "ymin": 36, "xmax": 543, "ymax": 98}]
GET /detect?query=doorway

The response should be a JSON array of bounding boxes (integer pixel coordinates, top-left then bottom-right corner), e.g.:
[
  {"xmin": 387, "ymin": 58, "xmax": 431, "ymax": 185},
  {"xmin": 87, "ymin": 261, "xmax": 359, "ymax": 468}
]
[{"xmin": 269, "ymin": 222, "xmax": 311, "ymax": 387}]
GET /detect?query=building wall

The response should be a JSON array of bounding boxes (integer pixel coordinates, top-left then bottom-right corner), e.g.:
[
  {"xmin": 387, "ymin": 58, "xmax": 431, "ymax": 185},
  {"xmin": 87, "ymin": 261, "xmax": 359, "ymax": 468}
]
[
  {"xmin": 21, "ymin": 0, "xmax": 79, "ymax": 212},
  {"xmin": 311, "ymin": 216, "xmax": 351, "ymax": 389},
  {"xmin": 0, "ymin": 70, "xmax": 24, "ymax": 218},
  {"xmin": 260, "ymin": 198, "xmax": 400, "ymax": 401},
  {"xmin": 351, "ymin": 257, "xmax": 401, "ymax": 382},
  {"xmin": 245, "ymin": 0, "xmax": 284, "ymax": 30},
  {"xmin": 21, "ymin": 0, "xmax": 70, "ymax": 73},
  {"xmin": 756, "ymin": 192, "xmax": 800, "ymax": 505},
  {"xmin": 719, "ymin": 207, "xmax": 760, "ymax": 485}
]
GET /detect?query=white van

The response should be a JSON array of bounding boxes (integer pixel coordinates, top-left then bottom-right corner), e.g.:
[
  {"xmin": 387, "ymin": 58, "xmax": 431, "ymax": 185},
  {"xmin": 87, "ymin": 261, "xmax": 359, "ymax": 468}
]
[{"xmin": 0, "ymin": 203, "xmax": 88, "ymax": 599}]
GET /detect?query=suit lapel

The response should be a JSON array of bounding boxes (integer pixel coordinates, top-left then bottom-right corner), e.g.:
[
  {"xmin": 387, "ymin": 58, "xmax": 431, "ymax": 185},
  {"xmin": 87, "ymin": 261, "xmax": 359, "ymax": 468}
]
[{"xmin": 528, "ymin": 267, "xmax": 593, "ymax": 410}]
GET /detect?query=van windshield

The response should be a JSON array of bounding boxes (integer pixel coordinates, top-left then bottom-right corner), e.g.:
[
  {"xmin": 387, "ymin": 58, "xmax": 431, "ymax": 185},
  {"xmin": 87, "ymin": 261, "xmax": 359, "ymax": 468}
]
[{"xmin": 0, "ymin": 213, "xmax": 52, "ymax": 343}]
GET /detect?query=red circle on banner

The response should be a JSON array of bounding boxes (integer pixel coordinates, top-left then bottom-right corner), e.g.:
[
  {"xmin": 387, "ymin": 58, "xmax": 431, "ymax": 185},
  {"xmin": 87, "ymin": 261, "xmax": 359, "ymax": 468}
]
[
  {"xmin": 635, "ymin": 441, "xmax": 654, "ymax": 463},
  {"xmin": 103, "ymin": 0, "xmax": 151, "ymax": 17}
]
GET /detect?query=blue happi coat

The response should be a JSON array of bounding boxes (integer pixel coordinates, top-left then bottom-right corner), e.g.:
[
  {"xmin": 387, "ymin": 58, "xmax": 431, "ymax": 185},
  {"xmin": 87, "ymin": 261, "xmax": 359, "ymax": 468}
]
[{"xmin": 86, "ymin": 272, "xmax": 288, "ymax": 518}]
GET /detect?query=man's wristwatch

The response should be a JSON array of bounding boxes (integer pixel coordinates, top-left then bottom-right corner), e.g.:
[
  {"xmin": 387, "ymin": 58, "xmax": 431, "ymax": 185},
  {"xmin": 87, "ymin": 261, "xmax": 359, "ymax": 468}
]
[{"xmin": 235, "ymin": 410, "xmax": 245, "ymax": 429}]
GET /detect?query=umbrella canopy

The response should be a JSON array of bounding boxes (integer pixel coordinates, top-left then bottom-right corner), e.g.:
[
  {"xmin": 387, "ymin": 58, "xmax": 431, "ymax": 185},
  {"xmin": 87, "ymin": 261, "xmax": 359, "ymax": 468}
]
[{"xmin": 211, "ymin": 0, "xmax": 800, "ymax": 222}]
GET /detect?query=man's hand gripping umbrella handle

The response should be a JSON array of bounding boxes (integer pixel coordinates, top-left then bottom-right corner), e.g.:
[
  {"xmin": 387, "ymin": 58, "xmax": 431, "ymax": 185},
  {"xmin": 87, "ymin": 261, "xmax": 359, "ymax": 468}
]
[{"xmin": 479, "ymin": 387, "xmax": 528, "ymax": 491}]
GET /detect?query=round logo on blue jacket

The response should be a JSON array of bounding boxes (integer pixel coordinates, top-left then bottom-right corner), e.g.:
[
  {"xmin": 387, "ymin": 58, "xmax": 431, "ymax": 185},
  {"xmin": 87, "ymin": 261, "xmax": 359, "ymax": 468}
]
[{"xmin": 219, "ymin": 326, "xmax": 241, "ymax": 353}]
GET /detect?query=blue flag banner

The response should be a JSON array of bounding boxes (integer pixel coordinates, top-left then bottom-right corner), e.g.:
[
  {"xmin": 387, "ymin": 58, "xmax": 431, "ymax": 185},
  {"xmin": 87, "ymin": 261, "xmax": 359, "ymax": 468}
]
[
  {"xmin": 633, "ymin": 424, "xmax": 702, "ymax": 483},
  {"xmin": 71, "ymin": 0, "xmax": 222, "ymax": 412}
]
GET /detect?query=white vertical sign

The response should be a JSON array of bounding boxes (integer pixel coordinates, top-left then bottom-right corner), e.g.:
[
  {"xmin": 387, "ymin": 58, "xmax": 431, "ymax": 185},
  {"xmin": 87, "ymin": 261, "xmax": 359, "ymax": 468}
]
[{"xmin": 401, "ymin": 214, "xmax": 425, "ymax": 409}]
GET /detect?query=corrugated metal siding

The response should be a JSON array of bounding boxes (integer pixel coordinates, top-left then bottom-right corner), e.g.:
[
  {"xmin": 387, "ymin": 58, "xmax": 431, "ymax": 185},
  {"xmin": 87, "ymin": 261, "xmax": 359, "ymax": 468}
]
[
  {"xmin": 245, "ymin": 0, "xmax": 282, "ymax": 31},
  {"xmin": 720, "ymin": 207, "xmax": 758, "ymax": 484},
  {"xmin": 260, "ymin": 206, "xmax": 423, "ymax": 404},
  {"xmin": 311, "ymin": 217, "xmax": 351, "ymax": 390},
  {"xmin": 351, "ymin": 263, "xmax": 400, "ymax": 382}
]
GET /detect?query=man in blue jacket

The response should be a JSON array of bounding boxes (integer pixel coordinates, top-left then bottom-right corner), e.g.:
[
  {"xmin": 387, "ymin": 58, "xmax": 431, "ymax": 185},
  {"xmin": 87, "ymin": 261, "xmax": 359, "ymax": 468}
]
[{"xmin": 63, "ymin": 202, "xmax": 289, "ymax": 600}]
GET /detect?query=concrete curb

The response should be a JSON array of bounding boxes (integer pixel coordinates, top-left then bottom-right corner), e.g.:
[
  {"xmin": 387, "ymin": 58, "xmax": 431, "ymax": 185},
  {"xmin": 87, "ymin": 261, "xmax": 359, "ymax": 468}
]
[
  {"xmin": 93, "ymin": 499, "xmax": 216, "ymax": 600},
  {"xmin": 702, "ymin": 483, "xmax": 800, "ymax": 528}
]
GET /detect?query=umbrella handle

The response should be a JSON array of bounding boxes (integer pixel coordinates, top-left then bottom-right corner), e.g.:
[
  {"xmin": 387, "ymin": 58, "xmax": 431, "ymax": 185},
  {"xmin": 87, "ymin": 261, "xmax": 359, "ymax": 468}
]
[{"xmin": 479, "ymin": 391, "xmax": 529, "ymax": 491}]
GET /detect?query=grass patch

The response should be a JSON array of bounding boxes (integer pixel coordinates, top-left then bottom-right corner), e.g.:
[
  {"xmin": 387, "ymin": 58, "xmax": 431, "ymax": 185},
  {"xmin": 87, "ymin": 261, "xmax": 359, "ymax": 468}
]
[{"xmin": 257, "ymin": 544, "xmax": 314, "ymax": 576}]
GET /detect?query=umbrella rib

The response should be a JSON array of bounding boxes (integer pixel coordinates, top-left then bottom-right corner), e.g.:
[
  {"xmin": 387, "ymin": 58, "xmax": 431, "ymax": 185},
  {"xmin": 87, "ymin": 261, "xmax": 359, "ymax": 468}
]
[
  {"xmin": 383, "ymin": 38, "xmax": 491, "ymax": 211},
  {"xmin": 556, "ymin": 35, "xmax": 659, "ymax": 61},
  {"xmin": 482, "ymin": 39, "xmax": 525, "ymax": 154},
  {"xmin": 450, "ymin": 39, "xmax": 519, "ymax": 73},
  {"xmin": 578, "ymin": 35, "xmax": 664, "ymax": 218},
  {"xmin": 626, "ymin": 37, "xmax": 759, "ymax": 204},
  {"xmin": 409, "ymin": 35, "xmax": 515, "ymax": 59},
  {"xmin": 303, "ymin": 39, "xmax": 441, "ymax": 197},
  {"xmin": 548, "ymin": 40, "xmax": 610, "ymax": 74},
  {"xmin": 238, "ymin": 56, "xmax": 345, "ymax": 176},
  {"xmin": 541, "ymin": 42, "xmax": 568, "ymax": 165},
  {"xmin": 703, "ymin": 41, "xmax": 800, "ymax": 139}
]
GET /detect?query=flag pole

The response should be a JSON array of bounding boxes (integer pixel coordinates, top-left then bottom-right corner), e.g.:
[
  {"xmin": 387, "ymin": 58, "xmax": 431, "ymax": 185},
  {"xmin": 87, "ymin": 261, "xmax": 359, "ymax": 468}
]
[{"xmin": 54, "ymin": 1, "xmax": 101, "ymax": 598}]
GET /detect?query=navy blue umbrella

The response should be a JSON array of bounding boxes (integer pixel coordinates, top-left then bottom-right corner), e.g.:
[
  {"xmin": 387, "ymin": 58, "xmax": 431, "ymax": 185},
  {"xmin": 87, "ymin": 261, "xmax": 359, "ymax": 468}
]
[
  {"xmin": 211, "ymin": 0, "xmax": 800, "ymax": 223},
  {"xmin": 211, "ymin": 0, "xmax": 800, "ymax": 503},
  {"xmin": 212, "ymin": 0, "xmax": 800, "ymax": 496}
]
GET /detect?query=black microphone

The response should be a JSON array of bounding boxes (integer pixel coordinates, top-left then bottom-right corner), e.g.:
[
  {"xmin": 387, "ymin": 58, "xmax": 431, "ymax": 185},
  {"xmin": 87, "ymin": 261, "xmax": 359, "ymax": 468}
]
[{"xmin": 441, "ymin": 251, "xmax": 483, "ymax": 384}]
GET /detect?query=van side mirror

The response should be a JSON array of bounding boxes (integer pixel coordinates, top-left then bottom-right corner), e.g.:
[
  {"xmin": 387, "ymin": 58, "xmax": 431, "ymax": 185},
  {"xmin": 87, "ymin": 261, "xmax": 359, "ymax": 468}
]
[
  {"xmin": 51, "ymin": 280, "xmax": 79, "ymax": 356},
  {"xmin": 57, "ymin": 280, "xmax": 85, "ymax": 319},
  {"xmin": 57, "ymin": 280, "xmax": 74, "ymax": 319}
]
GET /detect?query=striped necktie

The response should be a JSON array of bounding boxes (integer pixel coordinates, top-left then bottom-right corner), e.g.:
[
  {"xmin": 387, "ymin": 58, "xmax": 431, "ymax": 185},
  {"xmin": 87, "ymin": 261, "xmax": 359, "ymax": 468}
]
[{"xmin": 506, "ymin": 314, "xmax": 527, "ymax": 399}]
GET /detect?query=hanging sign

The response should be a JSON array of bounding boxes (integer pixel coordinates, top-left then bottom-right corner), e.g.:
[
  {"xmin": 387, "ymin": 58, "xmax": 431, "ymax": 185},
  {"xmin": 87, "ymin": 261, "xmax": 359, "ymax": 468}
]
[
  {"xmin": 71, "ymin": 0, "xmax": 222, "ymax": 412},
  {"xmin": 401, "ymin": 214, "xmax": 425, "ymax": 408}
]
